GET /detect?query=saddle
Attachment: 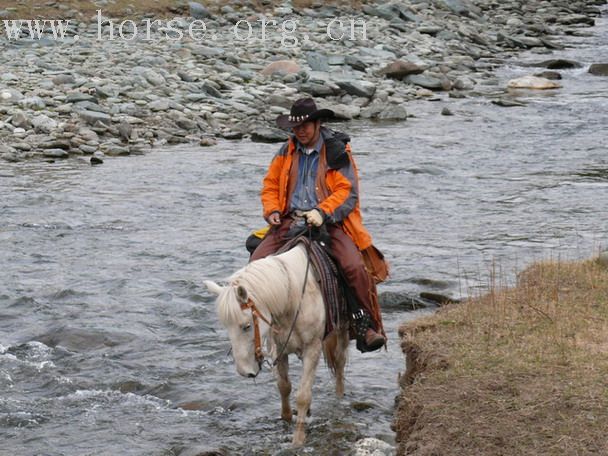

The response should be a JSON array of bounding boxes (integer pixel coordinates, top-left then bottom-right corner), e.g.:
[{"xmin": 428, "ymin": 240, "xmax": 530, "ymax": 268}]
[{"xmin": 277, "ymin": 228, "xmax": 381, "ymax": 352}]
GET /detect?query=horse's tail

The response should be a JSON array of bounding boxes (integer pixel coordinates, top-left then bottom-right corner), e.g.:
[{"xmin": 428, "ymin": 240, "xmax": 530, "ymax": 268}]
[{"xmin": 322, "ymin": 325, "xmax": 349, "ymax": 375}]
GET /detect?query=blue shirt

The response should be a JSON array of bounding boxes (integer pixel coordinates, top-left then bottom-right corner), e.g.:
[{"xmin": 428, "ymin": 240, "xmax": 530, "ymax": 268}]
[{"xmin": 289, "ymin": 135, "xmax": 324, "ymax": 212}]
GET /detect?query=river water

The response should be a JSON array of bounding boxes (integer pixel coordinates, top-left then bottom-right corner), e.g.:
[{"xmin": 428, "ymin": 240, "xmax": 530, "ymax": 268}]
[{"xmin": 1, "ymin": 10, "xmax": 608, "ymax": 456}]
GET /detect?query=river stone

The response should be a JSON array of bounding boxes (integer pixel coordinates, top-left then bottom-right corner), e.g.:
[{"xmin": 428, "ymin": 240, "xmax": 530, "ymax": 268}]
[
  {"xmin": 19, "ymin": 96, "xmax": 46, "ymax": 110},
  {"xmin": 379, "ymin": 60, "xmax": 424, "ymax": 79},
  {"xmin": 52, "ymin": 74, "xmax": 75, "ymax": 85},
  {"xmin": 437, "ymin": 0, "xmax": 470, "ymax": 16},
  {"xmin": 378, "ymin": 105, "xmax": 408, "ymax": 120},
  {"xmin": 306, "ymin": 52, "xmax": 330, "ymax": 72},
  {"xmin": 345, "ymin": 55, "xmax": 367, "ymax": 72},
  {"xmin": 507, "ymin": 75, "xmax": 561, "ymax": 89},
  {"xmin": 43, "ymin": 149, "xmax": 69, "ymax": 158},
  {"xmin": 149, "ymin": 99, "xmax": 170, "ymax": 111},
  {"xmin": 336, "ymin": 80, "xmax": 376, "ymax": 98},
  {"xmin": 352, "ymin": 437, "xmax": 395, "ymax": 456},
  {"xmin": 329, "ymin": 103, "xmax": 361, "ymax": 120},
  {"xmin": 0, "ymin": 88, "xmax": 24, "ymax": 103},
  {"xmin": 535, "ymin": 71, "xmax": 562, "ymax": 80},
  {"xmin": 66, "ymin": 92, "xmax": 96, "ymax": 103},
  {"xmin": 79, "ymin": 110, "xmax": 112, "ymax": 125},
  {"xmin": 90, "ymin": 156, "xmax": 103, "ymax": 165},
  {"xmin": 538, "ymin": 59, "xmax": 583, "ymax": 69},
  {"xmin": 250, "ymin": 127, "xmax": 288, "ymax": 143},
  {"xmin": 199, "ymin": 137, "xmax": 217, "ymax": 147},
  {"xmin": 11, "ymin": 111, "xmax": 31, "ymax": 129},
  {"xmin": 143, "ymin": 69, "xmax": 165, "ymax": 86},
  {"xmin": 588, "ymin": 64, "xmax": 608, "ymax": 76},
  {"xmin": 558, "ymin": 14, "xmax": 595, "ymax": 26},
  {"xmin": 31, "ymin": 114, "xmax": 58, "ymax": 133},
  {"xmin": 404, "ymin": 74, "xmax": 445, "ymax": 90},
  {"xmin": 189, "ymin": 1, "xmax": 212, "ymax": 19}
]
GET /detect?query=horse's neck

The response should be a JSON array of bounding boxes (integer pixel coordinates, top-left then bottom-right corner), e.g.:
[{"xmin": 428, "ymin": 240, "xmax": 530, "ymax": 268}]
[{"xmin": 271, "ymin": 244, "xmax": 314, "ymax": 317}]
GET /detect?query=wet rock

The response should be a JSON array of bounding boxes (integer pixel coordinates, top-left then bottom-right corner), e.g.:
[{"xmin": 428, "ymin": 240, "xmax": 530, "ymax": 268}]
[
  {"xmin": 351, "ymin": 401, "xmax": 375, "ymax": 411},
  {"xmin": 557, "ymin": 14, "xmax": 595, "ymax": 26},
  {"xmin": 250, "ymin": 127, "xmax": 288, "ymax": 143},
  {"xmin": 42, "ymin": 149, "xmax": 69, "ymax": 159},
  {"xmin": 352, "ymin": 437, "xmax": 395, "ymax": 456},
  {"xmin": 492, "ymin": 98, "xmax": 527, "ymax": 107},
  {"xmin": 377, "ymin": 105, "xmax": 408, "ymax": 121},
  {"xmin": 538, "ymin": 59, "xmax": 583, "ymax": 69},
  {"xmin": 507, "ymin": 76, "xmax": 561, "ymax": 89},
  {"xmin": 199, "ymin": 137, "xmax": 217, "ymax": 147},
  {"xmin": 379, "ymin": 291, "xmax": 433, "ymax": 311},
  {"xmin": 379, "ymin": 60, "xmax": 424, "ymax": 79},
  {"xmin": 90, "ymin": 156, "xmax": 104, "ymax": 165},
  {"xmin": 534, "ymin": 71, "xmax": 562, "ymax": 80},
  {"xmin": 588, "ymin": 64, "xmax": 608, "ymax": 76},
  {"xmin": 441, "ymin": 107, "xmax": 453, "ymax": 116},
  {"xmin": 419, "ymin": 292, "xmax": 461, "ymax": 306}
]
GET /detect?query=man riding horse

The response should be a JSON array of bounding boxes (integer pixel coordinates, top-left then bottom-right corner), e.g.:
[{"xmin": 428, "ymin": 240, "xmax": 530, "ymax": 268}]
[{"xmin": 250, "ymin": 98, "xmax": 387, "ymax": 352}]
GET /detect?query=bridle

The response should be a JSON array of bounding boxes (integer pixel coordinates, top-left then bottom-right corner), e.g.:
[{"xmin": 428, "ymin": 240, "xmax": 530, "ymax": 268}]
[{"xmin": 240, "ymin": 298, "xmax": 273, "ymax": 365}]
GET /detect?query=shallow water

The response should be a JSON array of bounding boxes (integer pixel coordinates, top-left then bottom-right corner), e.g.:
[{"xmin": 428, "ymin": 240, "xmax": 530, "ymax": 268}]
[{"xmin": 1, "ymin": 10, "xmax": 608, "ymax": 456}]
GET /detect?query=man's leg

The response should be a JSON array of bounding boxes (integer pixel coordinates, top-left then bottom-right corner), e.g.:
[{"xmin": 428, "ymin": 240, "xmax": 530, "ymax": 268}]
[
  {"xmin": 250, "ymin": 218, "xmax": 292, "ymax": 262},
  {"xmin": 326, "ymin": 225, "xmax": 385, "ymax": 350}
]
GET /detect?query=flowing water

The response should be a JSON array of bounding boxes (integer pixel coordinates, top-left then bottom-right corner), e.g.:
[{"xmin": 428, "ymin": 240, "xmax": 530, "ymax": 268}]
[{"xmin": 1, "ymin": 10, "xmax": 608, "ymax": 456}]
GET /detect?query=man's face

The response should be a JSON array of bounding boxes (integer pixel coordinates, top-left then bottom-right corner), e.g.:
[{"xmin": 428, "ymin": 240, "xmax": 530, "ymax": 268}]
[{"xmin": 292, "ymin": 120, "xmax": 320, "ymax": 147}]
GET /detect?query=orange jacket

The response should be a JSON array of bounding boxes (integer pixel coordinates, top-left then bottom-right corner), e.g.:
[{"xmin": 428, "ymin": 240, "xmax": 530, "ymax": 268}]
[{"xmin": 261, "ymin": 128, "xmax": 373, "ymax": 251}]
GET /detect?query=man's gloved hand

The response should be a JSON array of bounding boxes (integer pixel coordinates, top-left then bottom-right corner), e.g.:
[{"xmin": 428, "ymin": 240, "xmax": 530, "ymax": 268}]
[{"xmin": 302, "ymin": 209, "xmax": 324, "ymax": 227}]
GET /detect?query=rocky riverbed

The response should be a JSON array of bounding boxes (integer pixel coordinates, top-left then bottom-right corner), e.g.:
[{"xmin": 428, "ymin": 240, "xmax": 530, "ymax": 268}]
[{"xmin": 1, "ymin": 0, "xmax": 606, "ymax": 163}]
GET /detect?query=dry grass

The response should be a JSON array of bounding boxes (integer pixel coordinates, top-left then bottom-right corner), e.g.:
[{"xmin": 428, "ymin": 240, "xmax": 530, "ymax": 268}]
[
  {"xmin": 2, "ymin": 0, "xmax": 363, "ymax": 20},
  {"xmin": 395, "ymin": 258, "xmax": 608, "ymax": 456}
]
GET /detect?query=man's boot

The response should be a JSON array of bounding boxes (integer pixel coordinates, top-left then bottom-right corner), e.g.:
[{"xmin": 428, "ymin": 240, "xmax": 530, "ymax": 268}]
[{"xmin": 352, "ymin": 310, "xmax": 386, "ymax": 352}]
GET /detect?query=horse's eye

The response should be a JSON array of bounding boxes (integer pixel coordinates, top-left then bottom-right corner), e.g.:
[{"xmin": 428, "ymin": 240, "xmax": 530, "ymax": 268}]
[{"xmin": 242, "ymin": 323, "xmax": 251, "ymax": 332}]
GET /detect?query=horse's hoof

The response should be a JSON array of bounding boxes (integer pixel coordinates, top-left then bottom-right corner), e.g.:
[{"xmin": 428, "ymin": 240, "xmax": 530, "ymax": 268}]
[{"xmin": 292, "ymin": 434, "xmax": 305, "ymax": 447}]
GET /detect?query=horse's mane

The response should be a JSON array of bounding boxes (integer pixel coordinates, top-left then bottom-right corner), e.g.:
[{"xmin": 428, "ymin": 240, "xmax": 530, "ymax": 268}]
[{"xmin": 216, "ymin": 245, "xmax": 306, "ymax": 325}]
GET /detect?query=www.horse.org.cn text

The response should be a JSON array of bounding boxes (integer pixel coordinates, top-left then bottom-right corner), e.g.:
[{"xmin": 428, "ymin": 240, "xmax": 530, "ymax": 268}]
[{"xmin": 1, "ymin": 11, "xmax": 369, "ymax": 48}]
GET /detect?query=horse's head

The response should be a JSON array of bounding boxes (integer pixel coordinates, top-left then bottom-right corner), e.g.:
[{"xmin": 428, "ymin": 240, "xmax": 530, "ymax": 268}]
[{"xmin": 204, "ymin": 280, "xmax": 272, "ymax": 378}]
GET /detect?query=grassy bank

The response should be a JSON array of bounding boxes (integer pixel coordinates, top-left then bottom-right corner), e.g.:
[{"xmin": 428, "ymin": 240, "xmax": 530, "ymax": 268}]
[{"xmin": 395, "ymin": 258, "xmax": 608, "ymax": 455}]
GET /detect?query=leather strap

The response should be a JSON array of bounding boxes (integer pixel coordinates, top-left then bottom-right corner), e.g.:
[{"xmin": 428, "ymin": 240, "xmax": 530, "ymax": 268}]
[{"xmin": 240, "ymin": 298, "xmax": 272, "ymax": 364}]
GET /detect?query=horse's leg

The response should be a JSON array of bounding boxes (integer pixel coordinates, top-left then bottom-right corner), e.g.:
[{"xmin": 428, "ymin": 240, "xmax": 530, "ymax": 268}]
[
  {"xmin": 334, "ymin": 327, "xmax": 349, "ymax": 398},
  {"xmin": 293, "ymin": 339, "xmax": 322, "ymax": 447},
  {"xmin": 275, "ymin": 354, "xmax": 292, "ymax": 422}
]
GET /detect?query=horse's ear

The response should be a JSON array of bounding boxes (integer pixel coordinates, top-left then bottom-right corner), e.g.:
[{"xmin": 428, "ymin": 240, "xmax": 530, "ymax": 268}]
[
  {"xmin": 236, "ymin": 285, "xmax": 248, "ymax": 304},
  {"xmin": 203, "ymin": 280, "xmax": 223, "ymax": 296}
]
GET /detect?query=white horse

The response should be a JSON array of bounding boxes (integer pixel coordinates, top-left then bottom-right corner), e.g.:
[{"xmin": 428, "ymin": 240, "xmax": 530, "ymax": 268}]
[{"xmin": 204, "ymin": 243, "xmax": 350, "ymax": 446}]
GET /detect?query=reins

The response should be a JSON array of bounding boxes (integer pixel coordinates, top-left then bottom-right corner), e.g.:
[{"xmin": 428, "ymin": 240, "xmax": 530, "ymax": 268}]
[{"xmin": 272, "ymin": 225, "xmax": 313, "ymax": 366}]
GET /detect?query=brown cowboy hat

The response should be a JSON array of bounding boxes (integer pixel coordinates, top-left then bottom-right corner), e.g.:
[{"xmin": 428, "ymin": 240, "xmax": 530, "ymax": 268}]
[{"xmin": 275, "ymin": 98, "xmax": 335, "ymax": 129}]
